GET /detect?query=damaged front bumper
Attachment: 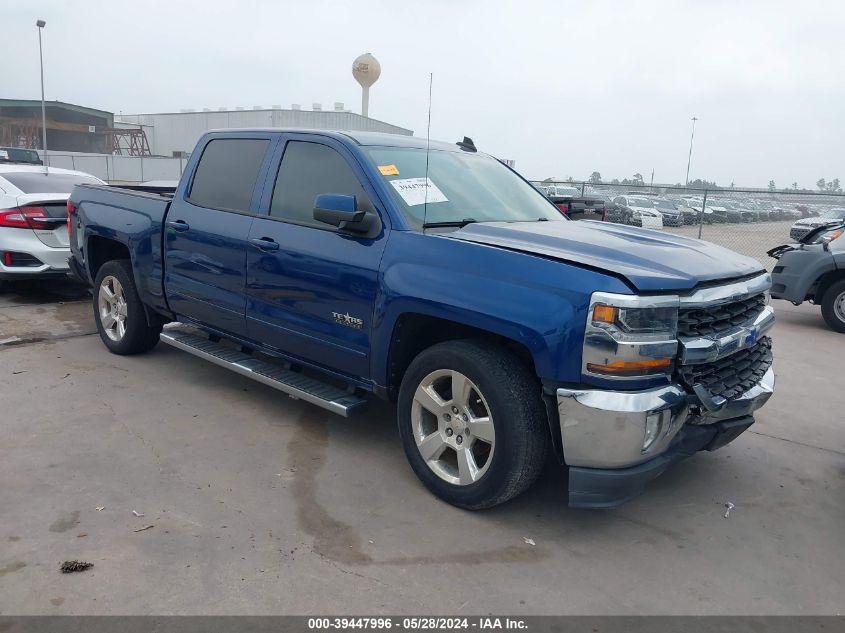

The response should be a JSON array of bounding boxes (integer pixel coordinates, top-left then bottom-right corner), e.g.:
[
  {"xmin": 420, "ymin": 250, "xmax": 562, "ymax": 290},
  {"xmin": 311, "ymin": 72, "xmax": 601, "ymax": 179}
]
[{"xmin": 556, "ymin": 367, "xmax": 775, "ymax": 508}]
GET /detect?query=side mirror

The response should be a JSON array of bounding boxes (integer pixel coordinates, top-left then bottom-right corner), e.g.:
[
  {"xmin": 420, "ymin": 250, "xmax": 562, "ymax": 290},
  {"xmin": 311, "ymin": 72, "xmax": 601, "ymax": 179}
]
[{"xmin": 313, "ymin": 193, "xmax": 380, "ymax": 236}]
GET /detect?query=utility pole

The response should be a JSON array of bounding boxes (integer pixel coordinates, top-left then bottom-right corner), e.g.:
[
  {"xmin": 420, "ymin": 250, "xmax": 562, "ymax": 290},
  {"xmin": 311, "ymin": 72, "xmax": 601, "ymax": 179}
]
[
  {"xmin": 685, "ymin": 116, "xmax": 697, "ymax": 186},
  {"xmin": 36, "ymin": 19, "xmax": 48, "ymax": 166}
]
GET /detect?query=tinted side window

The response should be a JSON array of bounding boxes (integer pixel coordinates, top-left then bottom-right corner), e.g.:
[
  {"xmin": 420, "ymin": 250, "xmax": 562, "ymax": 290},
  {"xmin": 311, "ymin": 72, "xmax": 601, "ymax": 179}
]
[
  {"xmin": 270, "ymin": 141, "xmax": 372, "ymax": 224},
  {"xmin": 189, "ymin": 139, "xmax": 269, "ymax": 212}
]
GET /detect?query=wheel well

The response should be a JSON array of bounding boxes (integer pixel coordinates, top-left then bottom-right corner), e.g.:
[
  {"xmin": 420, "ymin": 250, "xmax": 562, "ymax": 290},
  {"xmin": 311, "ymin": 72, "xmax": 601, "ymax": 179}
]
[
  {"xmin": 87, "ymin": 236, "xmax": 130, "ymax": 278},
  {"xmin": 814, "ymin": 269, "xmax": 845, "ymax": 303},
  {"xmin": 386, "ymin": 313, "xmax": 536, "ymax": 400}
]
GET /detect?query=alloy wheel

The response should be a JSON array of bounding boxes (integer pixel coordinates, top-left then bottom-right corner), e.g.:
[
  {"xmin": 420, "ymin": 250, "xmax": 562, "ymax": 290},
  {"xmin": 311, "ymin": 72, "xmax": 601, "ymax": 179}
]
[
  {"xmin": 411, "ymin": 369, "xmax": 496, "ymax": 486},
  {"xmin": 98, "ymin": 275, "xmax": 128, "ymax": 342}
]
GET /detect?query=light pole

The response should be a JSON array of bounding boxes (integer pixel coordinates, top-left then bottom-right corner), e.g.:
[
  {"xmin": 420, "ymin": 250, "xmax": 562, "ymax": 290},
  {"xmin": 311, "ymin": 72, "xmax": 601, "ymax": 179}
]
[
  {"xmin": 684, "ymin": 116, "xmax": 697, "ymax": 186},
  {"xmin": 36, "ymin": 19, "xmax": 48, "ymax": 166}
]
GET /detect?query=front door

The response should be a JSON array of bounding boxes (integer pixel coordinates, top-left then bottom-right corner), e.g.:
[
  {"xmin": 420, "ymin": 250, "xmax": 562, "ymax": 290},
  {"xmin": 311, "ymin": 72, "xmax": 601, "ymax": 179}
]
[
  {"xmin": 245, "ymin": 137, "xmax": 388, "ymax": 379},
  {"xmin": 164, "ymin": 136, "xmax": 273, "ymax": 337}
]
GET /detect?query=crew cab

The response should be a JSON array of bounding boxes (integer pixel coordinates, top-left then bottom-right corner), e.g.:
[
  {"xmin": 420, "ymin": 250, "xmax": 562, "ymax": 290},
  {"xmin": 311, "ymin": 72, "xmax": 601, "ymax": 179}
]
[{"xmin": 69, "ymin": 129, "xmax": 776, "ymax": 509}]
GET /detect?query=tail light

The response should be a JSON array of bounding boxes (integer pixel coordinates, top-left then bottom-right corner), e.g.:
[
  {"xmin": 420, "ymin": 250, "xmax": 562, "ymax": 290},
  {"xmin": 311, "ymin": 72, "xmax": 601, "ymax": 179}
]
[
  {"xmin": 0, "ymin": 206, "xmax": 55, "ymax": 230},
  {"xmin": 67, "ymin": 200, "xmax": 78, "ymax": 236},
  {"xmin": 556, "ymin": 202, "xmax": 569, "ymax": 215}
]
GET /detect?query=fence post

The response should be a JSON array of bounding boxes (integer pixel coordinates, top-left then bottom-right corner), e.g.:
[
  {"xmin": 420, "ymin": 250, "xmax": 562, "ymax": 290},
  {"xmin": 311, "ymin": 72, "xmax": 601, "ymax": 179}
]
[
  {"xmin": 698, "ymin": 189, "xmax": 708, "ymax": 240},
  {"xmin": 581, "ymin": 182, "xmax": 586, "ymax": 196}
]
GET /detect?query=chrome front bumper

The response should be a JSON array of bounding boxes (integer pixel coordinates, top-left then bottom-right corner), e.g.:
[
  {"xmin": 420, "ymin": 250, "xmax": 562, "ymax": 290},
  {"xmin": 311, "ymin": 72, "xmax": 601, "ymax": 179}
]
[{"xmin": 556, "ymin": 367, "xmax": 775, "ymax": 469}]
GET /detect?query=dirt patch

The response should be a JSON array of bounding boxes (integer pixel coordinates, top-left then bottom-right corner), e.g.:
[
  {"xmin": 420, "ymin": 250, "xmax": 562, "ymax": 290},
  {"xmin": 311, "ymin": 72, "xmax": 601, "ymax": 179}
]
[
  {"xmin": 7, "ymin": 536, "xmax": 20, "ymax": 542},
  {"xmin": 288, "ymin": 411, "xmax": 547, "ymax": 567},
  {"xmin": 49, "ymin": 510, "xmax": 80, "ymax": 533},
  {"xmin": 50, "ymin": 597, "xmax": 65, "ymax": 606},
  {"xmin": 0, "ymin": 561, "xmax": 26, "ymax": 577},
  {"xmin": 288, "ymin": 411, "xmax": 373, "ymax": 566}
]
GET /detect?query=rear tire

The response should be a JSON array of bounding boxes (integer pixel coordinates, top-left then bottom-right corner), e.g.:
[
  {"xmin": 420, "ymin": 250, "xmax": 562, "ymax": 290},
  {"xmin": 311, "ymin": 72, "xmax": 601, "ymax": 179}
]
[
  {"xmin": 820, "ymin": 280, "xmax": 845, "ymax": 333},
  {"xmin": 93, "ymin": 260, "xmax": 161, "ymax": 354},
  {"xmin": 397, "ymin": 340, "xmax": 549, "ymax": 509}
]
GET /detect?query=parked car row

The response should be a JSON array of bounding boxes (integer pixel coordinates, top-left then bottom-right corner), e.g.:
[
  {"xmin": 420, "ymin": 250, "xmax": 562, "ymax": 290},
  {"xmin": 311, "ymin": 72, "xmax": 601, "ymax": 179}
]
[{"xmin": 535, "ymin": 185, "xmax": 820, "ymax": 229}]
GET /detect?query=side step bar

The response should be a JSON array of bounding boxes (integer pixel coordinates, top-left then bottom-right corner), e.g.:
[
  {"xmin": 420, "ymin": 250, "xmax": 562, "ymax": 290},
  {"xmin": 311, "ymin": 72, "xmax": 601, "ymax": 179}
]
[{"xmin": 160, "ymin": 328, "xmax": 368, "ymax": 417}]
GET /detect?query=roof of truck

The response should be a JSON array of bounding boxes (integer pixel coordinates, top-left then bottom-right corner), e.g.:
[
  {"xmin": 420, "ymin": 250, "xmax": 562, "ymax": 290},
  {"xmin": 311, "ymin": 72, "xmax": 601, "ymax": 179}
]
[{"xmin": 204, "ymin": 128, "xmax": 464, "ymax": 152}]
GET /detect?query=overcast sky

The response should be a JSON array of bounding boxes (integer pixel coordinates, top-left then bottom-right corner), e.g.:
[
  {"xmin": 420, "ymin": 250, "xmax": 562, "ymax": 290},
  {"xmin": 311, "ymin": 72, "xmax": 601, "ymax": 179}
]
[{"xmin": 3, "ymin": 0, "xmax": 843, "ymax": 187}]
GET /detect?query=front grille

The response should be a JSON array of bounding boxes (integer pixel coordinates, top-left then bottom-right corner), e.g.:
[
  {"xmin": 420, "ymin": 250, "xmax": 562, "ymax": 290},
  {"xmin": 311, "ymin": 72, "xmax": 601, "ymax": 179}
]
[
  {"xmin": 790, "ymin": 227, "xmax": 810, "ymax": 240},
  {"xmin": 678, "ymin": 293, "xmax": 767, "ymax": 337},
  {"xmin": 678, "ymin": 336, "xmax": 772, "ymax": 401}
]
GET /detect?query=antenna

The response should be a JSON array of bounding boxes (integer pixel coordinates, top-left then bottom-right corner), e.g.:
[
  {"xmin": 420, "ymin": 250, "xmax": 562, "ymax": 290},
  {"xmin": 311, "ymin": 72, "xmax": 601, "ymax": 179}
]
[{"xmin": 422, "ymin": 72, "xmax": 433, "ymax": 228}]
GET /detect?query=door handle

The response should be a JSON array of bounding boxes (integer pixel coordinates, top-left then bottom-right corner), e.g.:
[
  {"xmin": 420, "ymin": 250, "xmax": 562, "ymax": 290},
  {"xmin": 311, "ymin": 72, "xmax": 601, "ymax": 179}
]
[
  {"xmin": 250, "ymin": 237, "xmax": 280, "ymax": 251},
  {"xmin": 167, "ymin": 220, "xmax": 190, "ymax": 232}
]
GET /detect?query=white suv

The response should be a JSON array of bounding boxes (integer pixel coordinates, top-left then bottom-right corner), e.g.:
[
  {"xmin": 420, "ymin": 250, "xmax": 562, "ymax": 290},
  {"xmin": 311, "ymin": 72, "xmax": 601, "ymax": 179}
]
[{"xmin": 0, "ymin": 164, "xmax": 103, "ymax": 289}]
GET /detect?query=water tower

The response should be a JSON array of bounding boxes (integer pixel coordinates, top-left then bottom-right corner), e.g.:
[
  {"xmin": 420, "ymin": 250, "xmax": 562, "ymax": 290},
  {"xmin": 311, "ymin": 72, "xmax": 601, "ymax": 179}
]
[{"xmin": 352, "ymin": 53, "xmax": 381, "ymax": 118}]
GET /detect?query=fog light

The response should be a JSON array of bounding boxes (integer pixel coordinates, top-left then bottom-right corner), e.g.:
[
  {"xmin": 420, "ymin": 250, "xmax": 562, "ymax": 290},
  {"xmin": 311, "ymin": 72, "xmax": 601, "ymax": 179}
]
[{"xmin": 643, "ymin": 410, "xmax": 671, "ymax": 453}]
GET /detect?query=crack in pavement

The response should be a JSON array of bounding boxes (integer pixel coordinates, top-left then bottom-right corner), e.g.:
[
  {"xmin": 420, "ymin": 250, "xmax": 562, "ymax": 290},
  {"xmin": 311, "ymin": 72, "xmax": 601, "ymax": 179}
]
[{"xmin": 748, "ymin": 429, "xmax": 845, "ymax": 457}]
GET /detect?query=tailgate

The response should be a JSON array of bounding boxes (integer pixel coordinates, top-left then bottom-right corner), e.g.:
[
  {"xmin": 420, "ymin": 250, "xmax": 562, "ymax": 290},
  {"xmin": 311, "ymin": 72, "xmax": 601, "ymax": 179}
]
[
  {"xmin": 16, "ymin": 193, "xmax": 70, "ymax": 248},
  {"xmin": 568, "ymin": 198, "xmax": 606, "ymax": 221}
]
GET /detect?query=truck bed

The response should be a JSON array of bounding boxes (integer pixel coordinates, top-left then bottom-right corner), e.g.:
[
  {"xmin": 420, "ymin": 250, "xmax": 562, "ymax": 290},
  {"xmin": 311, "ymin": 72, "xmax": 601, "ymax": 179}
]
[{"xmin": 69, "ymin": 183, "xmax": 172, "ymax": 314}]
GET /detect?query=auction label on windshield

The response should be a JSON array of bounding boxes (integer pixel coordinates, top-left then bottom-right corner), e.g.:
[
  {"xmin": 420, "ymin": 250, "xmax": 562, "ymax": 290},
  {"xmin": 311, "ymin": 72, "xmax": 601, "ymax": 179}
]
[{"xmin": 390, "ymin": 177, "xmax": 449, "ymax": 206}]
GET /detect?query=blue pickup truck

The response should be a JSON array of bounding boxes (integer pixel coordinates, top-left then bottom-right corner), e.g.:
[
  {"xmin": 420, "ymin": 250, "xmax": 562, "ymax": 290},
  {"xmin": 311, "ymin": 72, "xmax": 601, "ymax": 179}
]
[{"xmin": 68, "ymin": 129, "xmax": 776, "ymax": 509}]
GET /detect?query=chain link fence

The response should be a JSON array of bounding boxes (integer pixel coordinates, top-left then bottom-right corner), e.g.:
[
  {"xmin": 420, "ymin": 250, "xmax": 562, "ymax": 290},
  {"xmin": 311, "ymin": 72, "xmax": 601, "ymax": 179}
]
[{"xmin": 529, "ymin": 180, "xmax": 845, "ymax": 269}]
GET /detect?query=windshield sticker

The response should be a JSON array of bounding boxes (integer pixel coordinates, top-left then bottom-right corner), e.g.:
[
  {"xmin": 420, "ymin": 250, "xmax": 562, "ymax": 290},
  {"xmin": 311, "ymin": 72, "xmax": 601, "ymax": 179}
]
[
  {"xmin": 389, "ymin": 177, "xmax": 448, "ymax": 207},
  {"xmin": 378, "ymin": 164, "xmax": 400, "ymax": 176}
]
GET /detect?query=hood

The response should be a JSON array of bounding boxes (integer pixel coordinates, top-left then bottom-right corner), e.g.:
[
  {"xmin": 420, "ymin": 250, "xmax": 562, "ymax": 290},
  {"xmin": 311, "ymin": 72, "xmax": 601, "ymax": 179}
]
[
  {"xmin": 446, "ymin": 221, "xmax": 764, "ymax": 292},
  {"xmin": 630, "ymin": 206, "xmax": 660, "ymax": 215},
  {"xmin": 795, "ymin": 217, "xmax": 840, "ymax": 227}
]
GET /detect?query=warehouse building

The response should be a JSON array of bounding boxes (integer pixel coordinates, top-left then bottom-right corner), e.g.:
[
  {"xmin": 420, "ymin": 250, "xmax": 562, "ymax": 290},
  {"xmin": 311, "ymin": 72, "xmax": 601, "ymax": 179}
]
[
  {"xmin": 116, "ymin": 104, "xmax": 413, "ymax": 157},
  {"xmin": 0, "ymin": 98, "xmax": 115, "ymax": 153}
]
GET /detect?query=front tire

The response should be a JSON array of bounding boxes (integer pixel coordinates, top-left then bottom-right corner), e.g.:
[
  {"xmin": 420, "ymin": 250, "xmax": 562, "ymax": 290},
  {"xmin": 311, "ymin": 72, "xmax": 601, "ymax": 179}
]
[
  {"xmin": 820, "ymin": 280, "xmax": 845, "ymax": 333},
  {"xmin": 93, "ymin": 260, "xmax": 161, "ymax": 354},
  {"xmin": 397, "ymin": 340, "xmax": 549, "ymax": 509}
]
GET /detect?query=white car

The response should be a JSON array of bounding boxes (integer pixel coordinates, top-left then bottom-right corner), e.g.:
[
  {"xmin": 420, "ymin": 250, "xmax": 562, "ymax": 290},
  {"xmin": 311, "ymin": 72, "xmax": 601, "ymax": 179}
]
[
  {"xmin": 612, "ymin": 195, "xmax": 664, "ymax": 228},
  {"xmin": 0, "ymin": 164, "xmax": 104, "ymax": 289}
]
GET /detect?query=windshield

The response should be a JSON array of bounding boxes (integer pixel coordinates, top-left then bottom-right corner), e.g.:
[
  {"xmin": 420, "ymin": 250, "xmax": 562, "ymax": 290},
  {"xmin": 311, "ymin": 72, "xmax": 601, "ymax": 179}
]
[
  {"xmin": 2, "ymin": 170, "xmax": 102, "ymax": 194},
  {"xmin": 0, "ymin": 148, "xmax": 42, "ymax": 165},
  {"xmin": 628, "ymin": 198, "xmax": 654, "ymax": 208},
  {"xmin": 365, "ymin": 148, "xmax": 562, "ymax": 227},
  {"xmin": 819, "ymin": 208, "xmax": 845, "ymax": 220},
  {"xmin": 655, "ymin": 199, "xmax": 677, "ymax": 209}
]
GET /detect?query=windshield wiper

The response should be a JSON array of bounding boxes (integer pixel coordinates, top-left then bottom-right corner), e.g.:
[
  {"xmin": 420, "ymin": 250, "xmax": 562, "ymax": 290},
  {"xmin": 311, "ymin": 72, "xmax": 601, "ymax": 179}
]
[{"xmin": 422, "ymin": 218, "xmax": 478, "ymax": 229}]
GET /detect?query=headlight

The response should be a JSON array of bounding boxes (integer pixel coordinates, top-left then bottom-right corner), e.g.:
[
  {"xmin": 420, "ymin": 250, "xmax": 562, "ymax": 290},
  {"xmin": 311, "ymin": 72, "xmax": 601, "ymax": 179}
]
[{"xmin": 583, "ymin": 293, "xmax": 679, "ymax": 380}]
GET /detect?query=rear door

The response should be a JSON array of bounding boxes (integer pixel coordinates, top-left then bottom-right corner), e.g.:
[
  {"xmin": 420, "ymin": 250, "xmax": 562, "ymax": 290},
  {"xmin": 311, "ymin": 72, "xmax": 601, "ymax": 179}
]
[
  {"xmin": 244, "ymin": 136, "xmax": 389, "ymax": 379},
  {"xmin": 164, "ymin": 135, "xmax": 276, "ymax": 337}
]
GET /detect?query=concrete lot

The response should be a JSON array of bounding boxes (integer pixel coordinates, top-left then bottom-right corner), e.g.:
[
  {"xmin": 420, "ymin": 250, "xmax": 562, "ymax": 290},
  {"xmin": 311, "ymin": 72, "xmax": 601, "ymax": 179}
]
[{"xmin": 0, "ymin": 280, "xmax": 842, "ymax": 615}]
